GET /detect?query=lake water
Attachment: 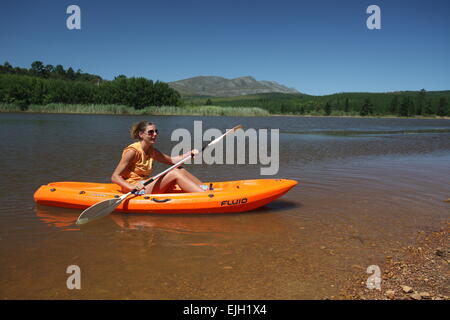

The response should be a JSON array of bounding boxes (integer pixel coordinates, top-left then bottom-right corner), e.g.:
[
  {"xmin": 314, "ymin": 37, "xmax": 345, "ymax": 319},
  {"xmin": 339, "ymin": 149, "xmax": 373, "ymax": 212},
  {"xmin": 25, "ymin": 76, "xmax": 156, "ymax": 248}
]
[{"xmin": 0, "ymin": 113, "xmax": 449, "ymax": 299}]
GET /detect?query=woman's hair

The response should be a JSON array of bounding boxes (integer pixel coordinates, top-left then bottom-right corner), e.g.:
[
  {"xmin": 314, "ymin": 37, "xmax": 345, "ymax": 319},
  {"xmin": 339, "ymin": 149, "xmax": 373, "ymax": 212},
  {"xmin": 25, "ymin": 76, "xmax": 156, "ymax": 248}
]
[{"xmin": 130, "ymin": 121, "xmax": 154, "ymax": 140}]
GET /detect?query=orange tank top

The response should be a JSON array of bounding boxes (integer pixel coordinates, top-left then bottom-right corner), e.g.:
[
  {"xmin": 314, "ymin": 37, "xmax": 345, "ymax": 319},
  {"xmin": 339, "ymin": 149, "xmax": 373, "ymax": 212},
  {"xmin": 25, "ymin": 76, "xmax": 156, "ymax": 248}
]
[{"xmin": 121, "ymin": 142, "xmax": 154, "ymax": 184}]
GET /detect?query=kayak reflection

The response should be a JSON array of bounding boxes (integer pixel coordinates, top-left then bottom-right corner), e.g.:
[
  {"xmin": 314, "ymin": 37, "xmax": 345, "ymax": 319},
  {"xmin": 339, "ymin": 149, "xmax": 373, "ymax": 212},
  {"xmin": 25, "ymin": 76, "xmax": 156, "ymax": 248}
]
[
  {"xmin": 35, "ymin": 205, "xmax": 80, "ymax": 229},
  {"xmin": 35, "ymin": 200, "xmax": 298, "ymax": 242}
]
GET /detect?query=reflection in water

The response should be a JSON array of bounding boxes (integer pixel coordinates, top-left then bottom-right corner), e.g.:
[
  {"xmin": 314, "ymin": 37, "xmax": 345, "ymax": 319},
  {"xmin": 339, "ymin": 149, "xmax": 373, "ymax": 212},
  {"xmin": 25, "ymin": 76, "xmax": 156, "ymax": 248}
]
[
  {"xmin": 35, "ymin": 206, "xmax": 79, "ymax": 229},
  {"xmin": 35, "ymin": 200, "xmax": 299, "ymax": 247}
]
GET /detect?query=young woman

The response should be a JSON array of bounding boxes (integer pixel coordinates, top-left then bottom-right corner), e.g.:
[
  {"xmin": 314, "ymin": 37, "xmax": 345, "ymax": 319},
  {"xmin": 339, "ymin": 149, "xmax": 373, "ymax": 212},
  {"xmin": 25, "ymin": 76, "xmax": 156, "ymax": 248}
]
[{"xmin": 111, "ymin": 121, "xmax": 205, "ymax": 194}]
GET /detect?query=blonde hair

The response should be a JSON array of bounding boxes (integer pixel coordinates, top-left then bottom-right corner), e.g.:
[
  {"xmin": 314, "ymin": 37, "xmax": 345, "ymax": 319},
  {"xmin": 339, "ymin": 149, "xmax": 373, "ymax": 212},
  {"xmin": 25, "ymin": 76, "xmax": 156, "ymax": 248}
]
[{"xmin": 130, "ymin": 121, "xmax": 154, "ymax": 140}]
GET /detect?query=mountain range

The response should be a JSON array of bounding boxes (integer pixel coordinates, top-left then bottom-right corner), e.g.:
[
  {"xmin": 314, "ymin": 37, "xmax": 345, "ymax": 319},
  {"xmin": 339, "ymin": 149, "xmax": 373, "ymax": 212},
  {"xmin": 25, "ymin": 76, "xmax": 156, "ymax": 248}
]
[{"xmin": 168, "ymin": 76, "xmax": 299, "ymax": 97}]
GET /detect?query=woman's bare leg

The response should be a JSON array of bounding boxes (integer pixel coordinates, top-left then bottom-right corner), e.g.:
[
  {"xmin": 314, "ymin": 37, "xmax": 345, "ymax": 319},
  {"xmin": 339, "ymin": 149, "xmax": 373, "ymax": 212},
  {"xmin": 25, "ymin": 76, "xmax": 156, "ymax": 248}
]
[
  {"xmin": 176, "ymin": 167, "xmax": 203, "ymax": 185},
  {"xmin": 144, "ymin": 169, "xmax": 204, "ymax": 194}
]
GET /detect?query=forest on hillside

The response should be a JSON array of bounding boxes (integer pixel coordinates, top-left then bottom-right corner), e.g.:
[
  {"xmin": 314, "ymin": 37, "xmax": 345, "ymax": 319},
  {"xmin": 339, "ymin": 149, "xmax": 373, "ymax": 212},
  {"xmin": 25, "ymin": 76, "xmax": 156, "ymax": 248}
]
[
  {"xmin": 0, "ymin": 61, "xmax": 182, "ymax": 108},
  {"xmin": 189, "ymin": 91, "xmax": 450, "ymax": 117}
]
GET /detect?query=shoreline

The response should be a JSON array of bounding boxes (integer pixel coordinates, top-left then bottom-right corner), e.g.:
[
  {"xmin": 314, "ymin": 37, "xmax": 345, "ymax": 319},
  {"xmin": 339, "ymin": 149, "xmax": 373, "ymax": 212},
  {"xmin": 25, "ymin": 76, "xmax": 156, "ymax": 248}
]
[
  {"xmin": 1, "ymin": 108, "xmax": 449, "ymax": 120},
  {"xmin": 340, "ymin": 222, "xmax": 450, "ymax": 300}
]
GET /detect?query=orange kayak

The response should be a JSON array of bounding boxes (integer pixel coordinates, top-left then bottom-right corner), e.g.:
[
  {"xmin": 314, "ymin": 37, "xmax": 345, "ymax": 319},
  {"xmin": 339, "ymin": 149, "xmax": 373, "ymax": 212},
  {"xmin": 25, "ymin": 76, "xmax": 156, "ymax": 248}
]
[{"xmin": 33, "ymin": 179, "xmax": 298, "ymax": 214}]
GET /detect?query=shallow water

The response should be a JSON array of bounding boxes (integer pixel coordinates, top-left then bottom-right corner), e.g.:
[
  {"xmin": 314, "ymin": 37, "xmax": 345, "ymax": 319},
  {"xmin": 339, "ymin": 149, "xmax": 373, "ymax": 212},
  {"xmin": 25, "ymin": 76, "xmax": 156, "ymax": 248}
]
[{"xmin": 0, "ymin": 113, "xmax": 449, "ymax": 299}]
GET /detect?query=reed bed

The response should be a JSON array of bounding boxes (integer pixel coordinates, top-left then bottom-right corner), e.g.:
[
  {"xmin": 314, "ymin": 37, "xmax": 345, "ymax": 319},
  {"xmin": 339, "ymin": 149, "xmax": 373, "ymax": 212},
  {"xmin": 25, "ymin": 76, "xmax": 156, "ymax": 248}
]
[{"xmin": 0, "ymin": 103, "xmax": 270, "ymax": 117}]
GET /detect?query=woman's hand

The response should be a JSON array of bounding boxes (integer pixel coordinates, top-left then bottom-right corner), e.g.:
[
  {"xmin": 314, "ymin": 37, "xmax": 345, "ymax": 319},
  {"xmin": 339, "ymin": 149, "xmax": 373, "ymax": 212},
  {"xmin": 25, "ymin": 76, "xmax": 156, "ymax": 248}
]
[
  {"xmin": 158, "ymin": 149, "xmax": 200, "ymax": 165},
  {"xmin": 134, "ymin": 181, "xmax": 145, "ymax": 191},
  {"xmin": 129, "ymin": 181, "xmax": 146, "ymax": 195}
]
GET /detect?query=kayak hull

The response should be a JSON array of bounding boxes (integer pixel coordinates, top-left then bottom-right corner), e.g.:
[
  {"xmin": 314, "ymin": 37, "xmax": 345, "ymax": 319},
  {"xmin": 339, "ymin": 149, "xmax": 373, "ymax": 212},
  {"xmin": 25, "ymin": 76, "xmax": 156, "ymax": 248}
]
[{"xmin": 33, "ymin": 179, "xmax": 298, "ymax": 214}]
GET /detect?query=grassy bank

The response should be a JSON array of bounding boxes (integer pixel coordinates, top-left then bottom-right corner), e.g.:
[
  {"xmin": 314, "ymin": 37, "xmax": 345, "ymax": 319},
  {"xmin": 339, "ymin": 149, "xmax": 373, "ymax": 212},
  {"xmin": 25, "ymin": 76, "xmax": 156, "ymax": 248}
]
[
  {"xmin": 1, "ymin": 103, "xmax": 449, "ymax": 119},
  {"xmin": 0, "ymin": 103, "xmax": 270, "ymax": 117}
]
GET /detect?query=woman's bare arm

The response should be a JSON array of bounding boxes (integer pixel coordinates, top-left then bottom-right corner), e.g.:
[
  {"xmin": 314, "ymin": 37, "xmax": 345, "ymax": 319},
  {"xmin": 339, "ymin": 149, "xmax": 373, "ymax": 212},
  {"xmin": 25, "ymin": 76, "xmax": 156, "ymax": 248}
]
[
  {"xmin": 152, "ymin": 148, "xmax": 195, "ymax": 165},
  {"xmin": 111, "ymin": 149, "xmax": 138, "ymax": 192}
]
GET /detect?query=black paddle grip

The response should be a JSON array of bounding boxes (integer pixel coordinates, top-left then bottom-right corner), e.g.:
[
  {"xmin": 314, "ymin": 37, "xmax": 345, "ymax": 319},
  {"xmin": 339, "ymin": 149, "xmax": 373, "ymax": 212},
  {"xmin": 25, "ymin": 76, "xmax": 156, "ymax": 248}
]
[{"xmin": 131, "ymin": 178, "xmax": 154, "ymax": 194}]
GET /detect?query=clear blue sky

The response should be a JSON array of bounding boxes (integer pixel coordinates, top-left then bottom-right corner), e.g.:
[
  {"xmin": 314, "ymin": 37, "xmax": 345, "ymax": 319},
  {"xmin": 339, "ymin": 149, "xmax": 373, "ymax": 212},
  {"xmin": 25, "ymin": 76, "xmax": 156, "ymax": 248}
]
[{"xmin": 1, "ymin": 0, "xmax": 449, "ymax": 95}]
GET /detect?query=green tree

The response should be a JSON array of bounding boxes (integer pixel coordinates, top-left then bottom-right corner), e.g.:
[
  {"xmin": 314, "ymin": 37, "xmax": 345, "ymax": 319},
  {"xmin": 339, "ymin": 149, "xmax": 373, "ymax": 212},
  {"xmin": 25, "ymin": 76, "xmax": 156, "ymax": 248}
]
[
  {"xmin": 54, "ymin": 65, "xmax": 66, "ymax": 78},
  {"xmin": 437, "ymin": 97, "xmax": 448, "ymax": 116},
  {"xmin": 417, "ymin": 89, "xmax": 426, "ymax": 116},
  {"xmin": 424, "ymin": 100, "xmax": 433, "ymax": 115},
  {"xmin": 389, "ymin": 96, "xmax": 398, "ymax": 114},
  {"xmin": 344, "ymin": 98, "xmax": 349, "ymax": 113},
  {"xmin": 31, "ymin": 61, "xmax": 45, "ymax": 77},
  {"xmin": 299, "ymin": 106, "xmax": 305, "ymax": 115},
  {"xmin": 360, "ymin": 98, "xmax": 373, "ymax": 116},
  {"xmin": 1, "ymin": 61, "xmax": 13, "ymax": 73},
  {"xmin": 409, "ymin": 100, "xmax": 415, "ymax": 117},
  {"xmin": 324, "ymin": 101, "xmax": 332, "ymax": 116},
  {"xmin": 399, "ymin": 97, "xmax": 409, "ymax": 116},
  {"xmin": 75, "ymin": 69, "xmax": 83, "ymax": 80},
  {"xmin": 66, "ymin": 67, "xmax": 76, "ymax": 80},
  {"xmin": 205, "ymin": 98, "xmax": 213, "ymax": 105},
  {"xmin": 42, "ymin": 64, "xmax": 54, "ymax": 78},
  {"xmin": 416, "ymin": 102, "xmax": 423, "ymax": 115}
]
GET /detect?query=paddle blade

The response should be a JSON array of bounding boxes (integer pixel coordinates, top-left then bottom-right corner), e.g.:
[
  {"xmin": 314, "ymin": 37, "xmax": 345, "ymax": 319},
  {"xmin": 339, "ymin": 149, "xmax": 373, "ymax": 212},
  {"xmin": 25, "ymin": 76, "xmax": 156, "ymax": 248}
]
[
  {"xmin": 76, "ymin": 197, "xmax": 123, "ymax": 225},
  {"xmin": 232, "ymin": 125, "xmax": 244, "ymax": 131}
]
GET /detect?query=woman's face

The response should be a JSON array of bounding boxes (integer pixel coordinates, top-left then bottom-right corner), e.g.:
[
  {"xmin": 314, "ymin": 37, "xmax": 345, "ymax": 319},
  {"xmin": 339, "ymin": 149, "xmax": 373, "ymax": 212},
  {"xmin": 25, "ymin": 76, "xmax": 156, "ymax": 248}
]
[{"xmin": 140, "ymin": 124, "xmax": 158, "ymax": 144}]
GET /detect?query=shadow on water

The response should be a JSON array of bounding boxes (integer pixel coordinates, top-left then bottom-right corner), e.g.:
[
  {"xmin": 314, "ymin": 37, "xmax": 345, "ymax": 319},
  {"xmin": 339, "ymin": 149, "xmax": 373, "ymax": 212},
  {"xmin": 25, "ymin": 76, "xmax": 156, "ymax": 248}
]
[{"xmin": 252, "ymin": 199, "xmax": 300, "ymax": 212}]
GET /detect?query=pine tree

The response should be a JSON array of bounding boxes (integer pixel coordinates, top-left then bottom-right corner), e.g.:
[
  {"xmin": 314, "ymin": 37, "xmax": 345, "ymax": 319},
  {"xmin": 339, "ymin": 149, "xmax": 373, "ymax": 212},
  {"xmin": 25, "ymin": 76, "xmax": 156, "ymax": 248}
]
[
  {"xmin": 437, "ymin": 97, "xmax": 448, "ymax": 116},
  {"xmin": 360, "ymin": 98, "xmax": 373, "ymax": 116},
  {"xmin": 324, "ymin": 102, "xmax": 332, "ymax": 116},
  {"xmin": 399, "ymin": 97, "xmax": 409, "ymax": 116},
  {"xmin": 344, "ymin": 98, "xmax": 349, "ymax": 113},
  {"xmin": 416, "ymin": 102, "xmax": 423, "ymax": 116},
  {"xmin": 409, "ymin": 100, "xmax": 415, "ymax": 117},
  {"xmin": 389, "ymin": 96, "xmax": 399, "ymax": 114},
  {"xmin": 424, "ymin": 100, "xmax": 433, "ymax": 115},
  {"xmin": 66, "ymin": 67, "xmax": 76, "ymax": 80},
  {"xmin": 417, "ymin": 89, "xmax": 426, "ymax": 116},
  {"xmin": 54, "ymin": 65, "xmax": 66, "ymax": 79},
  {"xmin": 299, "ymin": 106, "xmax": 305, "ymax": 114}
]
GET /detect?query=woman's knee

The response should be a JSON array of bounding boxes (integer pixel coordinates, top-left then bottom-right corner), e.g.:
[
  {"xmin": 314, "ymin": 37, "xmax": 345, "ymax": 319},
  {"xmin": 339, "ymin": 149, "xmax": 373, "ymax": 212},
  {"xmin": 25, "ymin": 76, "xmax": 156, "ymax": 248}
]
[
  {"xmin": 176, "ymin": 167, "xmax": 191, "ymax": 176},
  {"xmin": 167, "ymin": 169, "xmax": 183, "ymax": 179}
]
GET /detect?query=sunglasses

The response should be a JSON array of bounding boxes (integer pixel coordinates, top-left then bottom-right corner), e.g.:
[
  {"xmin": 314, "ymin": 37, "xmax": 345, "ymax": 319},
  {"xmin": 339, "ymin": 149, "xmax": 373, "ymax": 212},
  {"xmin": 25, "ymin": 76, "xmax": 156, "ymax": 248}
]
[{"xmin": 146, "ymin": 129, "xmax": 158, "ymax": 135}]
